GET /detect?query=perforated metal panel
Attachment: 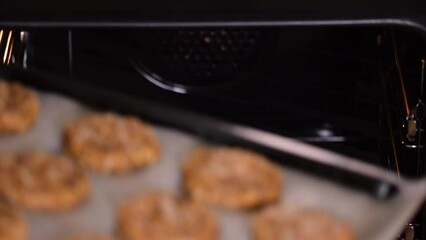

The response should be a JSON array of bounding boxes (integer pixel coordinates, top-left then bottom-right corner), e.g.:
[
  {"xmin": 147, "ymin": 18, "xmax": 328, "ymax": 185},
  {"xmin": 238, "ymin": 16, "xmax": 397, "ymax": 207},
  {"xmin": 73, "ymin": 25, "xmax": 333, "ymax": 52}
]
[{"xmin": 132, "ymin": 28, "xmax": 266, "ymax": 87}]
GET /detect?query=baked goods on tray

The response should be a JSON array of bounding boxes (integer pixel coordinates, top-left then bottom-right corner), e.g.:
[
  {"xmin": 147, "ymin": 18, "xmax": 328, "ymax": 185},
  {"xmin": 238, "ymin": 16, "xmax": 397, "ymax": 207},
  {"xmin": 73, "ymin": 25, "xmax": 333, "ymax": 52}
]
[
  {"xmin": 64, "ymin": 113, "xmax": 160, "ymax": 174},
  {"xmin": 0, "ymin": 200, "xmax": 27, "ymax": 240},
  {"xmin": 0, "ymin": 151, "xmax": 90, "ymax": 211},
  {"xmin": 252, "ymin": 204, "xmax": 354, "ymax": 240},
  {"xmin": 0, "ymin": 80, "xmax": 39, "ymax": 134},
  {"xmin": 183, "ymin": 147, "xmax": 283, "ymax": 209},
  {"xmin": 118, "ymin": 192, "xmax": 218, "ymax": 240}
]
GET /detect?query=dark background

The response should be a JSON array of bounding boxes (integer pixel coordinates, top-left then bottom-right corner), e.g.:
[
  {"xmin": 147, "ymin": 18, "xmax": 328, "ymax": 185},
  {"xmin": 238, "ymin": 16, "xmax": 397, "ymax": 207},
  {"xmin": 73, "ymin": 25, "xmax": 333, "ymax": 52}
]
[{"xmin": 0, "ymin": 0, "xmax": 425, "ymax": 27}]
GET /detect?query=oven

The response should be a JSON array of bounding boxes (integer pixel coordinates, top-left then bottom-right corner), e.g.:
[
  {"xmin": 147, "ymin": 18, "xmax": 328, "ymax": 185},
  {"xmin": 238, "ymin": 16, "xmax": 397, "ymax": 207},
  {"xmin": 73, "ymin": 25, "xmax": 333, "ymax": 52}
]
[{"xmin": 0, "ymin": 1, "xmax": 425, "ymax": 239}]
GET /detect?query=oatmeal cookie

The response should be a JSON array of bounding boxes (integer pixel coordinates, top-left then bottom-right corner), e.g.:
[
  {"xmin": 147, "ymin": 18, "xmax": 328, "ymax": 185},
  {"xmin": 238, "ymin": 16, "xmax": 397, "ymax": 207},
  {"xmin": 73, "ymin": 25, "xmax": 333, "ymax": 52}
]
[
  {"xmin": 64, "ymin": 113, "xmax": 160, "ymax": 174},
  {"xmin": 0, "ymin": 151, "xmax": 90, "ymax": 211},
  {"xmin": 183, "ymin": 147, "xmax": 283, "ymax": 209},
  {"xmin": 118, "ymin": 192, "xmax": 217, "ymax": 240},
  {"xmin": 0, "ymin": 200, "xmax": 27, "ymax": 240},
  {"xmin": 252, "ymin": 204, "xmax": 354, "ymax": 240},
  {"xmin": 0, "ymin": 80, "xmax": 39, "ymax": 134}
]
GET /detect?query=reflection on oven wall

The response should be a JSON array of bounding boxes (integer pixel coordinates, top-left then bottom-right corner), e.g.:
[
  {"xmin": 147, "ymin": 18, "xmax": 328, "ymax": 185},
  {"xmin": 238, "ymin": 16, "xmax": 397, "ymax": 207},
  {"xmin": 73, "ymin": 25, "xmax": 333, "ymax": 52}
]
[
  {"xmin": 383, "ymin": 29, "xmax": 426, "ymax": 179},
  {"xmin": 1, "ymin": 26, "xmax": 425, "ymax": 239},
  {"xmin": 0, "ymin": 30, "xmax": 29, "ymax": 67}
]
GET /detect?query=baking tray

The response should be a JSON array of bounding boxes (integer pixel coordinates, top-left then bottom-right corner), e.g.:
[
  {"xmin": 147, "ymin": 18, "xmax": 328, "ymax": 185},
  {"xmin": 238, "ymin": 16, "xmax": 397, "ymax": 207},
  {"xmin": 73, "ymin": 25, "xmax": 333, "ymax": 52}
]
[{"xmin": 0, "ymin": 66, "xmax": 425, "ymax": 240}]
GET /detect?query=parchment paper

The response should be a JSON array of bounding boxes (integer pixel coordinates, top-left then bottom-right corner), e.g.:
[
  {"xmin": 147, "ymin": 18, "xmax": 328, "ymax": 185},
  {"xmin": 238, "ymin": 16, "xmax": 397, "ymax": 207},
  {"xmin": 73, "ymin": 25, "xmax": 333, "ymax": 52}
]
[{"xmin": 0, "ymin": 90, "xmax": 425, "ymax": 240}]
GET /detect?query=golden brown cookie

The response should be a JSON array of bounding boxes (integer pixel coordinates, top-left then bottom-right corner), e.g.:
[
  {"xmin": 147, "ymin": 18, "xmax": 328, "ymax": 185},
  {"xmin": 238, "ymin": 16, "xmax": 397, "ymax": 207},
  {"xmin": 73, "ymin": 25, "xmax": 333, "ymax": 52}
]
[
  {"xmin": 0, "ymin": 80, "xmax": 39, "ymax": 134},
  {"xmin": 0, "ymin": 200, "xmax": 27, "ymax": 240},
  {"xmin": 64, "ymin": 113, "xmax": 160, "ymax": 174},
  {"xmin": 118, "ymin": 192, "xmax": 218, "ymax": 240},
  {"xmin": 252, "ymin": 204, "xmax": 354, "ymax": 240},
  {"xmin": 183, "ymin": 147, "xmax": 283, "ymax": 209},
  {"xmin": 0, "ymin": 151, "xmax": 90, "ymax": 211},
  {"xmin": 63, "ymin": 233, "xmax": 116, "ymax": 240}
]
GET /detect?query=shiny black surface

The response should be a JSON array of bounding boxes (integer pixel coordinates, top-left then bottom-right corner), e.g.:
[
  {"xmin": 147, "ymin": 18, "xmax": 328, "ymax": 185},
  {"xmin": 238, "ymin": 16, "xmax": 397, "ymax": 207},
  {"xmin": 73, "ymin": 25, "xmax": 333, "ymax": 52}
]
[{"xmin": 0, "ymin": 0, "xmax": 426, "ymax": 30}]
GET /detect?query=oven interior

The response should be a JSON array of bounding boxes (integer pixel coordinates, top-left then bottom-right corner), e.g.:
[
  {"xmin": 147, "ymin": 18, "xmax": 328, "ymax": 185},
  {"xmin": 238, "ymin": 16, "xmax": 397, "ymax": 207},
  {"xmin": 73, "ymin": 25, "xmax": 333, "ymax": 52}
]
[
  {"xmin": 1, "ymin": 25, "xmax": 425, "ymax": 239},
  {"xmin": 20, "ymin": 26, "xmax": 425, "ymax": 176}
]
